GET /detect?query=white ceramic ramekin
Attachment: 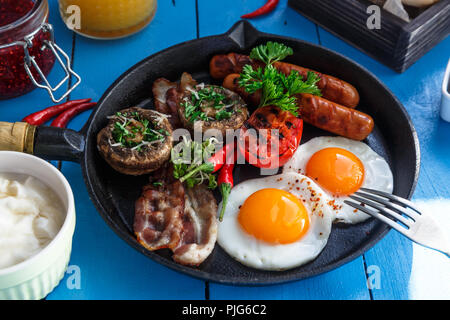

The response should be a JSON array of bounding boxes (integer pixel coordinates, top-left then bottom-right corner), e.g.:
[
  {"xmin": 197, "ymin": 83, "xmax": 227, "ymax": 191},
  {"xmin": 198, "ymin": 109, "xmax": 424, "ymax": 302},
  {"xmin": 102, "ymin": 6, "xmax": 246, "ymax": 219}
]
[
  {"xmin": 440, "ymin": 59, "xmax": 450, "ymax": 122},
  {"xmin": 0, "ymin": 151, "xmax": 76, "ymax": 300}
]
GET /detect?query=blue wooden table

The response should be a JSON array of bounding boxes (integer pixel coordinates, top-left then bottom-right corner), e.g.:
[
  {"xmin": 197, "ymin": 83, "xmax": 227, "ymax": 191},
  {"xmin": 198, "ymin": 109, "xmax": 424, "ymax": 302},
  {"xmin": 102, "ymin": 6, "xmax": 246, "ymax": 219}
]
[{"xmin": 1, "ymin": 0, "xmax": 449, "ymax": 300}]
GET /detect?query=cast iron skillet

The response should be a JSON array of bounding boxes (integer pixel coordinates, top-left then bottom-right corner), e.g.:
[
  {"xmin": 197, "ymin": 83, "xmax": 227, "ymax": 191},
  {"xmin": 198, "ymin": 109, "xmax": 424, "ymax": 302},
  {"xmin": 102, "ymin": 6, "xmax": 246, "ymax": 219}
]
[{"xmin": 33, "ymin": 21, "xmax": 420, "ymax": 285}]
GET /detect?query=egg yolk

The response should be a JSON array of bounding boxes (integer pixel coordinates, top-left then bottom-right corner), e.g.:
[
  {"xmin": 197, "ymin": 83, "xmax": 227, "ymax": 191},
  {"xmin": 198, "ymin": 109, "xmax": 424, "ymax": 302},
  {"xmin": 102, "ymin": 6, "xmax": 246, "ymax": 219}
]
[
  {"xmin": 306, "ymin": 147, "xmax": 365, "ymax": 196},
  {"xmin": 238, "ymin": 189, "xmax": 310, "ymax": 244}
]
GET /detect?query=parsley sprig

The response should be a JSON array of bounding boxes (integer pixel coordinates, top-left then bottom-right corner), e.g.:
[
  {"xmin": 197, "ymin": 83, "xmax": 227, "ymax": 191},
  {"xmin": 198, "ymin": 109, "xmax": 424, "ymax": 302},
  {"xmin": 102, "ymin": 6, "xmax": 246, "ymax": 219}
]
[
  {"xmin": 239, "ymin": 42, "xmax": 322, "ymax": 116},
  {"xmin": 250, "ymin": 41, "xmax": 294, "ymax": 65}
]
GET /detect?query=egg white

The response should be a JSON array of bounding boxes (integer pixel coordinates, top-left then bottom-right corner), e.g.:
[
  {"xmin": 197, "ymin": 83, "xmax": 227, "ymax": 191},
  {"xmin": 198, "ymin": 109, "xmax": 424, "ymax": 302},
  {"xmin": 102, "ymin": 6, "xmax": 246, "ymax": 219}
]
[
  {"xmin": 283, "ymin": 136, "xmax": 394, "ymax": 224},
  {"xmin": 217, "ymin": 172, "xmax": 334, "ymax": 271}
]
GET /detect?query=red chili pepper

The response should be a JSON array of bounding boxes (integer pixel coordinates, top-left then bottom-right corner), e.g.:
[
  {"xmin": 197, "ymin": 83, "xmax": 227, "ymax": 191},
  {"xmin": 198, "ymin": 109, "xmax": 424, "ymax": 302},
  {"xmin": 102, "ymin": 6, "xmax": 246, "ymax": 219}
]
[
  {"xmin": 22, "ymin": 98, "xmax": 92, "ymax": 126},
  {"xmin": 208, "ymin": 141, "xmax": 236, "ymax": 173},
  {"xmin": 218, "ymin": 148, "xmax": 237, "ymax": 222},
  {"xmin": 241, "ymin": 0, "xmax": 279, "ymax": 19},
  {"xmin": 50, "ymin": 102, "xmax": 97, "ymax": 128}
]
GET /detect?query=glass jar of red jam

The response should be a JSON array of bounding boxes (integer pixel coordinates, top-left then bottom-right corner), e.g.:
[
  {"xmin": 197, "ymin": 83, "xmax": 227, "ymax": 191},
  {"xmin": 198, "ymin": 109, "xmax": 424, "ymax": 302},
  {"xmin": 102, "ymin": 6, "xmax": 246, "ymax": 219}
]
[{"xmin": 0, "ymin": 0, "xmax": 79, "ymax": 101}]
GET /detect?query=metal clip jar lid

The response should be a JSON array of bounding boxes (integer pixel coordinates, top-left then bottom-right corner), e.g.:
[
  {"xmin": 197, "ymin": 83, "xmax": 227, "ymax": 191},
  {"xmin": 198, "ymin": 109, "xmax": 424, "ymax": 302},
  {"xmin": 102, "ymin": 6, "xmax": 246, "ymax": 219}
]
[
  {"xmin": 24, "ymin": 23, "xmax": 81, "ymax": 103},
  {"xmin": 0, "ymin": 0, "xmax": 81, "ymax": 103}
]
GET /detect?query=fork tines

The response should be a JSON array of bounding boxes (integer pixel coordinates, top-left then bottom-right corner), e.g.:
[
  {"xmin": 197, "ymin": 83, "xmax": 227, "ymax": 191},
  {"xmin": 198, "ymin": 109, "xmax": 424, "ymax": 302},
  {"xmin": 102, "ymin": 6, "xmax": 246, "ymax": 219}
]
[
  {"xmin": 344, "ymin": 188, "xmax": 419, "ymax": 234},
  {"xmin": 345, "ymin": 188, "xmax": 450, "ymax": 257}
]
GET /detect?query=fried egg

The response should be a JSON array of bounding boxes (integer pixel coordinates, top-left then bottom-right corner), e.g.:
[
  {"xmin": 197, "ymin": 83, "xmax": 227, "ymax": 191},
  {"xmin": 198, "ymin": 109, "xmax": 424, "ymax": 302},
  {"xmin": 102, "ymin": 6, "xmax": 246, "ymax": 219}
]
[
  {"xmin": 217, "ymin": 172, "xmax": 334, "ymax": 271},
  {"xmin": 283, "ymin": 136, "xmax": 394, "ymax": 224}
]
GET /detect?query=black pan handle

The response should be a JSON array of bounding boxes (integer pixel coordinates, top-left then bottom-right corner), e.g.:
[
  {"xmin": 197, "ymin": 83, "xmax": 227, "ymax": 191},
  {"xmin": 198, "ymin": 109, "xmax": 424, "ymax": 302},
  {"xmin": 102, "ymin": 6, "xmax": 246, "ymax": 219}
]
[
  {"xmin": 225, "ymin": 20, "xmax": 261, "ymax": 50},
  {"xmin": 34, "ymin": 126, "xmax": 85, "ymax": 162},
  {"xmin": 0, "ymin": 122, "xmax": 85, "ymax": 162}
]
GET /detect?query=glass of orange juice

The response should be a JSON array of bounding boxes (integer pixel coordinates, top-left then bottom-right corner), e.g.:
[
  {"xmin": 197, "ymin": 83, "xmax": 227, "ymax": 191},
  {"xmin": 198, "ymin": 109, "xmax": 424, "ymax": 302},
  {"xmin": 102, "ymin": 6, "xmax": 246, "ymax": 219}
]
[{"xmin": 58, "ymin": 0, "xmax": 157, "ymax": 39}]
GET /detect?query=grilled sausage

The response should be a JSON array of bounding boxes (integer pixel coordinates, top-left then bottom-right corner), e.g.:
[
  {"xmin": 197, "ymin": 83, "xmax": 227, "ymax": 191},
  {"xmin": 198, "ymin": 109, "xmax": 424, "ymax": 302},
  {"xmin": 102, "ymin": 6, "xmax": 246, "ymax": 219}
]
[
  {"xmin": 209, "ymin": 53, "xmax": 258, "ymax": 79},
  {"xmin": 222, "ymin": 73, "xmax": 261, "ymax": 107},
  {"xmin": 223, "ymin": 74, "xmax": 373, "ymax": 141},
  {"xmin": 210, "ymin": 53, "xmax": 360, "ymax": 108},
  {"xmin": 297, "ymin": 93, "xmax": 374, "ymax": 141},
  {"xmin": 273, "ymin": 61, "xmax": 360, "ymax": 109}
]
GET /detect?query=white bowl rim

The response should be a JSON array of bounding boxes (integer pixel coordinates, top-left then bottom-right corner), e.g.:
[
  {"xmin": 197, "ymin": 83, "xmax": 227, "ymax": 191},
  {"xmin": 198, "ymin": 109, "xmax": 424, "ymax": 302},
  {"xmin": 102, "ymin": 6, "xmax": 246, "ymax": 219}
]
[
  {"xmin": 442, "ymin": 58, "xmax": 450, "ymax": 98},
  {"xmin": 0, "ymin": 151, "xmax": 75, "ymax": 276}
]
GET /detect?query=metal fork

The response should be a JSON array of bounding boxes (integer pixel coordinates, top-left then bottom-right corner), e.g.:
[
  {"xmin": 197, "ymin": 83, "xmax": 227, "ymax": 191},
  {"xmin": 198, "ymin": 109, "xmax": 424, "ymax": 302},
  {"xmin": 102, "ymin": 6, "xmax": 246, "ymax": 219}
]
[{"xmin": 344, "ymin": 188, "xmax": 450, "ymax": 258}]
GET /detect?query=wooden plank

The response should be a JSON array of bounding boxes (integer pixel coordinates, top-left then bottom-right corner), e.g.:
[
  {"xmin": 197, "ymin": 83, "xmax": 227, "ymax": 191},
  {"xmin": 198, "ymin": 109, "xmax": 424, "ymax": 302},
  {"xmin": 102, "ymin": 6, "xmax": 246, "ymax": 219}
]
[
  {"xmin": 361, "ymin": 172, "xmax": 450, "ymax": 300},
  {"xmin": 45, "ymin": 0, "xmax": 205, "ymax": 299},
  {"xmin": 197, "ymin": 0, "xmax": 319, "ymax": 39},
  {"xmin": 210, "ymin": 258, "xmax": 370, "ymax": 300},
  {"xmin": 405, "ymin": 198, "xmax": 450, "ymax": 299},
  {"xmin": 198, "ymin": 0, "xmax": 371, "ymax": 300},
  {"xmin": 315, "ymin": 22, "xmax": 450, "ymax": 299}
]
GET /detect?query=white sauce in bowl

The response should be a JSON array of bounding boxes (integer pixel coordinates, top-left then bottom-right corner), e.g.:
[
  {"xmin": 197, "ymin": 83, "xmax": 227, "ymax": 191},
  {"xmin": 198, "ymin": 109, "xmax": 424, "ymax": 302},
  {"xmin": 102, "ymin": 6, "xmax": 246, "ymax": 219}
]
[{"xmin": 0, "ymin": 173, "xmax": 65, "ymax": 269}]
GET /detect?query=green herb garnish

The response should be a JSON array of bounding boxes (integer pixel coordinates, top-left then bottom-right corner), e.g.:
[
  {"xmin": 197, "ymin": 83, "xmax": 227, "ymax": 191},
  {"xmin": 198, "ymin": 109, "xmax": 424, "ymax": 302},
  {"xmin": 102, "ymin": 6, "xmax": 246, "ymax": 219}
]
[
  {"xmin": 111, "ymin": 111, "xmax": 168, "ymax": 151},
  {"xmin": 250, "ymin": 41, "xmax": 294, "ymax": 65},
  {"xmin": 282, "ymin": 69, "xmax": 322, "ymax": 97},
  {"xmin": 215, "ymin": 109, "xmax": 233, "ymax": 121},
  {"xmin": 239, "ymin": 42, "xmax": 322, "ymax": 116},
  {"xmin": 171, "ymin": 137, "xmax": 218, "ymax": 189},
  {"xmin": 182, "ymin": 86, "xmax": 234, "ymax": 123}
]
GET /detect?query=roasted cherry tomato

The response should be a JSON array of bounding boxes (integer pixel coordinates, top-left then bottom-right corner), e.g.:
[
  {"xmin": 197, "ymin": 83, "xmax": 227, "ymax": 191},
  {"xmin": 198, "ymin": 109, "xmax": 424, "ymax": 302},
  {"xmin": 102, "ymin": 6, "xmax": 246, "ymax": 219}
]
[{"xmin": 238, "ymin": 105, "xmax": 303, "ymax": 169}]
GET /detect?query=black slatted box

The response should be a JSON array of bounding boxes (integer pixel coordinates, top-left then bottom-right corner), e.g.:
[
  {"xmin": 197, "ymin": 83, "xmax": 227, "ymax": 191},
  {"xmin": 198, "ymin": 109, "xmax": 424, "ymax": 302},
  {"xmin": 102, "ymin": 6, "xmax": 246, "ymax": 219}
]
[{"xmin": 288, "ymin": 0, "xmax": 450, "ymax": 72}]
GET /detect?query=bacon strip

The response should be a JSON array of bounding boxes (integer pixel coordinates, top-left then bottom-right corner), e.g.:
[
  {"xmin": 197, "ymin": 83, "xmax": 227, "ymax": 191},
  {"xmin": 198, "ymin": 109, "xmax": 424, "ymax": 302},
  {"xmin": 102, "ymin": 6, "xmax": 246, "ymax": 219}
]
[
  {"xmin": 152, "ymin": 78, "xmax": 182, "ymax": 129},
  {"xmin": 134, "ymin": 165, "xmax": 218, "ymax": 266},
  {"xmin": 173, "ymin": 184, "xmax": 218, "ymax": 266},
  {"xmin": 134, "ymin": 180, "xmax": 184, "ymax": 251}
]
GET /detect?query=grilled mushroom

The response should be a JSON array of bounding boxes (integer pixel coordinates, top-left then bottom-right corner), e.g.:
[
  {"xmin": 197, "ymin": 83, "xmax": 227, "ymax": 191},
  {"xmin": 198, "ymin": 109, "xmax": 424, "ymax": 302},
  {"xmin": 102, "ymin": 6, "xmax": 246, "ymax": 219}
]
[
  {"xmin": 97, "ymin": 107, "xmax": 173, "ymax": 175},
  {"xmin": 177, "ymin": 73, "xmax": 249, "ymax": 135}
]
